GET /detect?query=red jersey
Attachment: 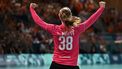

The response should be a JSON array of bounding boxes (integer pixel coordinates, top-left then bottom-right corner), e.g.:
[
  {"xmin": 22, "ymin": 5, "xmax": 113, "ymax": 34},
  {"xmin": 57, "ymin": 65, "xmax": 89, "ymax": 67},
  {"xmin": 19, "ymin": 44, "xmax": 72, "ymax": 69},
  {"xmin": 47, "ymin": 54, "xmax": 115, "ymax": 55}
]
[{"xmin": 30, "ymin": 6, "xmax": 104, "ymax": 66}]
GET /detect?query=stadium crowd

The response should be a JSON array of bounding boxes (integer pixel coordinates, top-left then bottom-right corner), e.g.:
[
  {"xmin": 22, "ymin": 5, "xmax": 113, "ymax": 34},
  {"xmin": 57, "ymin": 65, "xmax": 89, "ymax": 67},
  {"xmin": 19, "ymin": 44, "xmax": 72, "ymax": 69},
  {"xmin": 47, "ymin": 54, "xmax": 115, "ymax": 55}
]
[{"xmin": 0, "ymin": 0, "xmax": 122, "ymax": 54}]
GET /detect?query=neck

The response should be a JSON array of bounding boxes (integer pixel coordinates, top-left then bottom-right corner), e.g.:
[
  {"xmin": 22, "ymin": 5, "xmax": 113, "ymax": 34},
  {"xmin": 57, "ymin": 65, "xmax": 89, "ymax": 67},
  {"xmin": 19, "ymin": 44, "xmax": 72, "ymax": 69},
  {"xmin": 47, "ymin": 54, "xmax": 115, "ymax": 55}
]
[
  {"xmin": 64, "ymin": 24, "xmax": 73, "ymax": 32},
  {"xmin": 61, "ymin": 23, "xmax": 72, "ymax": 32}
]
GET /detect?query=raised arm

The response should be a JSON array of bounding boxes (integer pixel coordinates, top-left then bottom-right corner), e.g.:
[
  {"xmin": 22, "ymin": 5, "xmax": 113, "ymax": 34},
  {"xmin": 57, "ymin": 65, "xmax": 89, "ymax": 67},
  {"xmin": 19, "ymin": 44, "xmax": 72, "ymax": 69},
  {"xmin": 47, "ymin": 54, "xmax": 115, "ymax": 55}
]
[
  {"xmin": 30, "ymin": 3, "xmax": 54, "ymax": 32},
  {"xmin": 78, "ymin": 1, "xmax": 105, "ymax": 31}
]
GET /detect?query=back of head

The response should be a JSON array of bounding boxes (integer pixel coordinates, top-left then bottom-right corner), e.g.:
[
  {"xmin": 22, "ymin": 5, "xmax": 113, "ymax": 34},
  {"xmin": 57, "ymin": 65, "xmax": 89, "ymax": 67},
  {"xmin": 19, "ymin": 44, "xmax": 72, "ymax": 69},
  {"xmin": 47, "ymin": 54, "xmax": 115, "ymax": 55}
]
[
  {"xmin": 59, "ymin": 7, "xmax": 81, "ymax": 27},
  {"xmin": 59, "ymin": 7, "xmax": 72, "ymax": 21}
]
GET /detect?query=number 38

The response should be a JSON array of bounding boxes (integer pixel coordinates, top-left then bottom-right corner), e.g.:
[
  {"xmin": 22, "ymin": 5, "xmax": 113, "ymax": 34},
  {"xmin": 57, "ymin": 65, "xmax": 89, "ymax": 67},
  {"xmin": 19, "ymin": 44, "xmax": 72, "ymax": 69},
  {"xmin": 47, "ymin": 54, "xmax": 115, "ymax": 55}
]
[{"xmin": 58, "ymin": 36, "xmax": 73, "ymax": 50}]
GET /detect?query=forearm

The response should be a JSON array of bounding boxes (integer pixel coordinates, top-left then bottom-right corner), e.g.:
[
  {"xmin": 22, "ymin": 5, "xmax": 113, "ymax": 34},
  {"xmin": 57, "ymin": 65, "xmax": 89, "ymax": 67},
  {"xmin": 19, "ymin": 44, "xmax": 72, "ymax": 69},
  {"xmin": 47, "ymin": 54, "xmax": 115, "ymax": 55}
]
[
  {"xmin": 30, "ymin": 6, "xmax": 48, "ymax": 29},
  {"xmin": 84, "ymin": 6, "xmax": 104, "ymax": 30}
]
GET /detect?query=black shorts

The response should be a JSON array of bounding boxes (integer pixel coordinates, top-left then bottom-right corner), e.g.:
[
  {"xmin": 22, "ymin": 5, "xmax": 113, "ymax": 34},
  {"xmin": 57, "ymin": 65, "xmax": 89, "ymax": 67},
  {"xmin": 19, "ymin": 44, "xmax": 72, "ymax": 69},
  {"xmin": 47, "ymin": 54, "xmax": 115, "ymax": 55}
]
[{"xmin": 49, "ymin": 61, "xmax": 79, "ymax": 69}]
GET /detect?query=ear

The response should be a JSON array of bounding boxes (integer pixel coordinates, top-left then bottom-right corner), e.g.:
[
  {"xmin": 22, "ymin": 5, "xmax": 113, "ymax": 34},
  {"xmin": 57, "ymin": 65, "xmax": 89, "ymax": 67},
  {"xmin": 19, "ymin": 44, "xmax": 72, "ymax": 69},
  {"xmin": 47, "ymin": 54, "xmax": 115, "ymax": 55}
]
[{"xmin": 58, "ymin": 13, "xmax": 62, "ymax": 21}]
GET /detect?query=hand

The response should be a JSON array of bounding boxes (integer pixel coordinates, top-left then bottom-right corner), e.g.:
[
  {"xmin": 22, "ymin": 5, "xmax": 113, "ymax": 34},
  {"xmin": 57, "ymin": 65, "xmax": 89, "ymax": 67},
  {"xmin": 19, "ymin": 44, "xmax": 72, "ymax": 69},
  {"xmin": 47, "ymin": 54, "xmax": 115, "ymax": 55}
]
[
  {"xmin": 99, "ymin": 1, "xmax": 106, "ymax": 8},
  {"xmin": 30, "ymin": 3, "xmax": 38, "ymax": 9}
]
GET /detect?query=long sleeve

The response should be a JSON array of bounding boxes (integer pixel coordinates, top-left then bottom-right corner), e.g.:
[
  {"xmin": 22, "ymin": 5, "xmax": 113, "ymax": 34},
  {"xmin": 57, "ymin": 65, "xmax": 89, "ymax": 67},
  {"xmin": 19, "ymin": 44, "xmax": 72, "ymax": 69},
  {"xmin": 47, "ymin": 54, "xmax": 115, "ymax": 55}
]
[
  {"xmin": 78, "ymin": 7, "xmax": 104, "ymax": 32},
  {"xmin": 30, "ymin": 6, "xmax": 55, "ymax": 33}
]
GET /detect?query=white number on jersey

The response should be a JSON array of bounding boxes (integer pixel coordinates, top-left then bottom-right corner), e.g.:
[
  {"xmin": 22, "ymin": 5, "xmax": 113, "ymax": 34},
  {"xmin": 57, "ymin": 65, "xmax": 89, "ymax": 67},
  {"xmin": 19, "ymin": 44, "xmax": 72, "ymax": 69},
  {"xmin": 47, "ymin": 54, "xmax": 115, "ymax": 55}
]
[{"xmin": 59, "ymin": 36, "xmax": 73, "ymax": 50}]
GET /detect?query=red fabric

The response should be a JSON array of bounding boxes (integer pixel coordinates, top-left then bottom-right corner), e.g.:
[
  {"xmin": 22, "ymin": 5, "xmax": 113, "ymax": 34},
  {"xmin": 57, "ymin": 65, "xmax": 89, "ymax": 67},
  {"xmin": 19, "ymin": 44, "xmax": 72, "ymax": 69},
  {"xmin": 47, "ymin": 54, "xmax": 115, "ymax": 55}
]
[{"xmin": 30, "ymin": 5, "xmax": 104, "ymax": 66}]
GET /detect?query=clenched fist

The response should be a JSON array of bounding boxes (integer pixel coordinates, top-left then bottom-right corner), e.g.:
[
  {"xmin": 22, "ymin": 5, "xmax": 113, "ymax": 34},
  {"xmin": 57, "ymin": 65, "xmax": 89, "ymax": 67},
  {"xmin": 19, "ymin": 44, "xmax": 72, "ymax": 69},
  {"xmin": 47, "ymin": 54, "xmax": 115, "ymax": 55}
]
[
  {"xmin": 99, "ymin": 1, "xmax": 106, "ymax": 8},
  {"xmin": 30, "ymin": 3, "xmax": 38, "ymax": 9}
]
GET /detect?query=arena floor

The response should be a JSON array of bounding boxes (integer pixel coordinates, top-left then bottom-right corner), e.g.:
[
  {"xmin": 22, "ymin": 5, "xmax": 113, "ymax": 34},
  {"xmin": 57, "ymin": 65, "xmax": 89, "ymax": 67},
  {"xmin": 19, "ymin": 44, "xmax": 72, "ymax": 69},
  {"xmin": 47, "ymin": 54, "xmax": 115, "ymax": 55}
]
[{"xmin": 1, "ymin": 64, "xmax": 122, "ymax": 69}]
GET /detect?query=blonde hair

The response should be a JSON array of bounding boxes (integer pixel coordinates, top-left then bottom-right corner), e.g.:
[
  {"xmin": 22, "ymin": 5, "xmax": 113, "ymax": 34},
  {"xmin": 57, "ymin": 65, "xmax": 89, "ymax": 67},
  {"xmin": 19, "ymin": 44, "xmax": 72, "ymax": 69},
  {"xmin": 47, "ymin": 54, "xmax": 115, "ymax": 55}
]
[
  {"xmin": 59, "ymin": 7, "xmax": 72, "ymax": 20},
  {"xmin": 72, "ymin": 16, "xmax": 81, "ymax": 26},
  {"xmin": 59, "ymin": 7, "xmax": 81, "ymax": 27}
]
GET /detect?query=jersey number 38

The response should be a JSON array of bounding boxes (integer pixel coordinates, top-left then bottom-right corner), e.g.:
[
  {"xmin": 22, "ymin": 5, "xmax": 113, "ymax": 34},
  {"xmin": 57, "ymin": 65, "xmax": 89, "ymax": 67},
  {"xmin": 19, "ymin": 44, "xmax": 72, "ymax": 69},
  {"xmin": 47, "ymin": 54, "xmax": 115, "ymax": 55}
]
[{"xmin": 58, "ymin": 36, "xmax": 73, "ymax": 50}]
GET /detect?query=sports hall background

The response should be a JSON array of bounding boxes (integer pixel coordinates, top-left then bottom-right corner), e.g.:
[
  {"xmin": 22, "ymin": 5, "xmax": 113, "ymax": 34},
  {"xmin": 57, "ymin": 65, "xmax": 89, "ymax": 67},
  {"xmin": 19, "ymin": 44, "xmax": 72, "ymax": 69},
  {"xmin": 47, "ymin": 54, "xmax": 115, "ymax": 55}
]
[{"xmin": 0, "ymin": 0, "xmax": 122, "ymax": 69}]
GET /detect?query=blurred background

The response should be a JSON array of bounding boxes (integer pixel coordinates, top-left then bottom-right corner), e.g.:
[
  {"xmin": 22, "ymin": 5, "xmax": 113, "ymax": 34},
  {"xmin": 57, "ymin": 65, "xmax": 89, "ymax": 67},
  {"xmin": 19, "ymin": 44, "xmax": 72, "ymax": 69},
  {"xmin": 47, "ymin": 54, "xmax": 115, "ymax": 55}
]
[{"xmin": 0, "ymin": 0, "xmax": 122, "ymax": 69}]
